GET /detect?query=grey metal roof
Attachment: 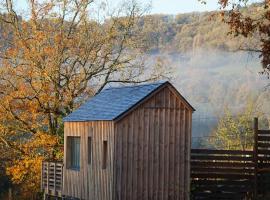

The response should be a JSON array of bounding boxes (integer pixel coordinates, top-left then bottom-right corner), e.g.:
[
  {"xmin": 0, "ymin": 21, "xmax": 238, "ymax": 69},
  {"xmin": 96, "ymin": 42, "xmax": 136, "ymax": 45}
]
[{"xmin": 64, "ymin": 81, "xmax": 167, "ymax": 122}]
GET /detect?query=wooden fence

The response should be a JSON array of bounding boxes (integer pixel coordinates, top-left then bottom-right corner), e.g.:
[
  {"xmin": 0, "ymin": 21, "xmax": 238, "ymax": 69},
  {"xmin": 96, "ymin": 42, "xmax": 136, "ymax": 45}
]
[
  {"xmin": 191, "ymin": 149, "xmax": 255, "ymax": 199},
  {"xmin": 190, "ymin": 118, "xmax": 270, "ymax": 200},
  {"xmin": 256, "ymin": 117, "xmax": 270, "ymax": 198},
  {"xmin": 41, "ymin": 161, "xmax": 63, "ymax": 198}
]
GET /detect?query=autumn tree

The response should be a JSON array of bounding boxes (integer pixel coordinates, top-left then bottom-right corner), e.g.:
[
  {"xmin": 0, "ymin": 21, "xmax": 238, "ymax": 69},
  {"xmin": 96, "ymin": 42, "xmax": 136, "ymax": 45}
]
[
  {"xmin": 207, "ymin": 101, "xmax": 265, "ymax": 150},
  {"xmin": 202, "ymin": 0, "xmax": 270, "ymax": 77},
  {"xmin": 0, "ymin": 0, "xmax": 163, "ymax": 198}
]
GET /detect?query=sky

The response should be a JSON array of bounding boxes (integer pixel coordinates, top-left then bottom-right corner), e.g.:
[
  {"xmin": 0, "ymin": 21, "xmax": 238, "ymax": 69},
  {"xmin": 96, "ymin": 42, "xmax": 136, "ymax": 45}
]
[
  {"xmin": 14, "ymin": 0, "xmax": 261, "ymax": 16},
  {"xmin": 15, "ymin": 0, "xmax": 220, "ymax": 15},
  {"xmin": 151, "ymin": 0, "xmax": 219, "ymax": 14}
]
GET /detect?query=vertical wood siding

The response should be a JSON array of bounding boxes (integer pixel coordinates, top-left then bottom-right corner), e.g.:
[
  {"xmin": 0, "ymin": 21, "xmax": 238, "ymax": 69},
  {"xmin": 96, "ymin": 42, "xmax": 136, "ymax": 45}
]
[
  {"xmin": 62, "ymin": 85, "xmax": 193, "ymax": 200},
  {"xmin": 114, "ymin": 86, "xmax": 193, "ymax": 200},
  {"xmin": 63, "ymin": 121, "xmax": 114, "ymax": 200}
]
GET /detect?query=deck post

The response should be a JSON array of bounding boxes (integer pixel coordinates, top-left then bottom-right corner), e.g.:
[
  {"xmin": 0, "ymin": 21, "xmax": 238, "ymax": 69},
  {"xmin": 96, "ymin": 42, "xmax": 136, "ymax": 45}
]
[
  {"xmin": 8, "ymin": 187, "xmax": 12, "ymax": 200},
  {"xmin": 254, "ymin": 117, "xmax": 258, "ymax": 200}
]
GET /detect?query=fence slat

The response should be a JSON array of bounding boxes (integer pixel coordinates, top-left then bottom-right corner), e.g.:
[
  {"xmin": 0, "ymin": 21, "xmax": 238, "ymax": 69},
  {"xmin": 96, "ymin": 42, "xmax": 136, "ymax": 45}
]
[
  {"xmin": 41, "ymin": 161, "xmax": 63, "ymax": 198},
  {"xmin": 191, "ymin": 155, "xmax": 253, "ymax": 161},
  {"xmin": 191, "ymin": 149, "xmax": 253, "ymax": 155},
  {"xmin": 258, "ymin": 130, "xmax": 270, "ymax": 135},
  {"xmin": 191, "ymin": 161, "xmax": 255, "ymax": 168}
]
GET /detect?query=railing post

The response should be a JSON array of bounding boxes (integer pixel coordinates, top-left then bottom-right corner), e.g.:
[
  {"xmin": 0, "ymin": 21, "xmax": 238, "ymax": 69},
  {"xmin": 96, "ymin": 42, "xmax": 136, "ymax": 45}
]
[
  {"xmin": 254, "ymin": 117, "xmax": 258, "ymax": 200},
  {"xmin": 46, "ymin": 162, "xmax": 49, "ymax": 193},
  {"xmin": 61, "ymin": 163, "xmax": 64, "ymax": 193},
  {"xmin": 53, "ymin": 162, "xmax": 56, "ymax": 195},
  {"xmin": 41, "ymin": 161, "xmax": 43, "ymax": 192}
]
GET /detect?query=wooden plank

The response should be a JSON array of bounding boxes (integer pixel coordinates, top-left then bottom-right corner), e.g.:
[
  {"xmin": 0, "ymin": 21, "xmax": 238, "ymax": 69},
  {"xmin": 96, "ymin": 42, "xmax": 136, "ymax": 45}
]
[
  {"xmin": 175, "ymin": 99, "xmax": 181, "ymax": 200},
  {"xmin": 191, "ymin": 167, "xmax": 255, "ymax": 174},
  {"xmin": 53, "ymin": 162, "xmax": 56, "ymax": 193},
  {"xmin": 163, "ymin": 91, "xmax": 169, "ymax": 200},
  {"xmin": 258, "ymin": 130, "xmax": 270, "ymax": 135},
  {"xmin": 258, "ymin": 142, "xmax": 270, "ymax": 148},
  {"xmin": 193, "ymin": 185, "xmax": 253, "ymax": 193},
  {"xmin": 127, "ymin": 113, "xmax": 134, "ymax": 200},
  {"xmin": 168, "ymin": 93, "xmax": 175, "ymax": 199},
  {"xmin": 258, "ymin": 135, "xmax": 270, "ymax": 141},
  {"xmin": 191, "ymin": 161, "xmax": 255, "ymax": 168},
  {"xmin": 179, "ymin": 103, "xmax": 185, "ymax": 199},
  {"xmin": 143, "ymin": 107, "xmax": 149, "ymax": 200},
  {"xmin": 115, "ymin": 121, "xmax": 121, "ymax": 200},
  {"xmin": 191, "ymin": 191, "xmax": 246, "ymax": 199},
  {"xmin": 159, "ymin": 107, "xmax": 165, "ymax": 200},
  {"xmin": 122, "ymin": 119, "xmax": 128, "ymax": 200},
  {"xmin": 191, "ymin": 149, "xmax": 253, "ymax": 155},
  {"xmin": 191, "ymin": 179, "xmax": 253, "ymax": 185},
  {"xmin": 153, "ymin": 107, "xmax": 160, "ymax": 200},
  {"xmin": 191, "ymin": 173, "xmax": 254, "ymax": 179},
  {"xmin": 149, "ymin": 102, "xmax": 155, "ymax": 199},
  {"xmin": 191, "ymin": 155, "xmax": 254, "ymax": 161},
  {"xmin": 133, "ymin": 110, "xmax": 138, "ymax": 200},
  {"xmin": 47, "ymin": 162, "xmax": 49, "ymax": 193},
  {"xmin": 257, "ymin": 157, "xmax": 270, "ymax": 161},
  {"xmin": 258, "ymin": 149, "xmax": 270, "ymax": 155},
  {"xmin": 137, "ymin": 108, "xmax": 144, "ymax": 200},
  {"xmin": 185, "ymin": 109, "xmax": 192, "ymax": 200}
]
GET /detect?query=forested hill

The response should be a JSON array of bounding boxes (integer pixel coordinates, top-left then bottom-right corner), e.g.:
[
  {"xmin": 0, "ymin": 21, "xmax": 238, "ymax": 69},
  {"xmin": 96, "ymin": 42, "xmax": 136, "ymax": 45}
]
[
  {"xmin": 136, "ymin": 3, "xmax": 269, "ymax": 147},
  {"xmin": 138, "ymin": 3, "xmax": 261, "ymax": 54}
]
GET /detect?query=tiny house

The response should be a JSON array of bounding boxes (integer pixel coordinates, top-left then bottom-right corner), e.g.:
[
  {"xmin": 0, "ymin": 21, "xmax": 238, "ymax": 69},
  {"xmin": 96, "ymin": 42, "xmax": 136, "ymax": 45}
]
[{"xmin": 42, "ymin": 81, "xmax": 195, "ymax": 200}]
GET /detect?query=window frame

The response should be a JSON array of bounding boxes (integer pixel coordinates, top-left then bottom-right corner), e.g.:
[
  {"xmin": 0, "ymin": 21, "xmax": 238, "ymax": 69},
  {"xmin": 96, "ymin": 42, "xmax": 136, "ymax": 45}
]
[
  {"xmin": 67, "ymin": 136, "xmax": 81, "ymax": 171},
  {"xmin": 88, "ymin": 137, "xmax": 92, "ymax": 165},
  {"xmin": 102, "ymin": 140, "xmax": 108, "ymax": 169}
]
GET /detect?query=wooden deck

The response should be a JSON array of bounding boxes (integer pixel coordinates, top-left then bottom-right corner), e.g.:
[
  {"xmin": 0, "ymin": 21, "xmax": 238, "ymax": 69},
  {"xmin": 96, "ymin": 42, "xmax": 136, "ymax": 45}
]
[{"xmin": 41, "ymin": 161, "xmax": 63, "ymax": 197}]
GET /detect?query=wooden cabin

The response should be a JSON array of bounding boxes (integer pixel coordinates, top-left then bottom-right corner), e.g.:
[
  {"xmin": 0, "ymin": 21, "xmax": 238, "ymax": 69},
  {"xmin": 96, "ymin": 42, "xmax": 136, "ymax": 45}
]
[{"xmin": 42, "ymin": 81, "xmax": 195, "ymax": 200}]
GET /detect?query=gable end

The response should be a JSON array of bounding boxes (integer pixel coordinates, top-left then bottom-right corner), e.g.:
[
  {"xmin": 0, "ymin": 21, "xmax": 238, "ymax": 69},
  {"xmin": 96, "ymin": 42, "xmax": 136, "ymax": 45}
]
[{"xmin": 114, "ymin": 82, "xmax": 195, "ymax": 122}]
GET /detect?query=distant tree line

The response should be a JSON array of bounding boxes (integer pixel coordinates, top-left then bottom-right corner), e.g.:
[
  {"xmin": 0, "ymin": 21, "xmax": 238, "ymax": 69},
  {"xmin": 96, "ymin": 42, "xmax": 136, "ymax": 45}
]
[{"xmin": 136, "ymin": 3, "xmax": 262, "ymax": 54}]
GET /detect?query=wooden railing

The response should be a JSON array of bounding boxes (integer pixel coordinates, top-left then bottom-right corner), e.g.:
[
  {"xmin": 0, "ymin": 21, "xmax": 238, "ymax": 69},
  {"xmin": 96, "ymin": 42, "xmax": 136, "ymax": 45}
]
[
  {"xmin": 256, "ymin": 122, "xmax": 270, "ymax": 198},
  {"xmin": 41, "ymin": 161, "xmax": 63, "ymax": 197},
  {"xmin": 191, "ymin": 149, "xmax": 255, "ymax": 200},
  {"xmin": 191, "ymin": 118, "xmax": 270, "ymax": 200}
]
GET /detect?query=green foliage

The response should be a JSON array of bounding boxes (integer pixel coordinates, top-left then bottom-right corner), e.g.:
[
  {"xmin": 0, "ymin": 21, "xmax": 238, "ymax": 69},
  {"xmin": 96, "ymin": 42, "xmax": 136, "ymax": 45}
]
[{"xmin": 208, "ymin": 102, "xmax": 256, "ymax": 150}]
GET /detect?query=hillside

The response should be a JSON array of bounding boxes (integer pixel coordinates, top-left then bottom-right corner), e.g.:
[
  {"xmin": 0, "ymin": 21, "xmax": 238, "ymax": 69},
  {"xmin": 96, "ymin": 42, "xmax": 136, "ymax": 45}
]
[
  {"xmin": 139, "ymin": 3, "xmax": 261, "ymax": 54},
  {"xmin": 136, "ymin": 3, "xmax": 269, "ymax": 147}
]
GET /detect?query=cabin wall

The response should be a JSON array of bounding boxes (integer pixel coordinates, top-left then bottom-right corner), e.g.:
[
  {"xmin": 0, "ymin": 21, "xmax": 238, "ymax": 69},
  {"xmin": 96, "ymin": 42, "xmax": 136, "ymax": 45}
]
[
  {"xmin": 114, "ymin": 86, "xmax": 193, "ymax": 200},
  {"xmin": 63, "ymin": 121, "xmax": 114, "ymax": 200}
]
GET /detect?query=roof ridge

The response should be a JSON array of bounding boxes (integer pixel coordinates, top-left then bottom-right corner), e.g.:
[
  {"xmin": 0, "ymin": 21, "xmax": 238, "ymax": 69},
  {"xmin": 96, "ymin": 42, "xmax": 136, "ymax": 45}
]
[{"xmin": 104, "ymin": 80, "xmax": 167, "ymax": 91}]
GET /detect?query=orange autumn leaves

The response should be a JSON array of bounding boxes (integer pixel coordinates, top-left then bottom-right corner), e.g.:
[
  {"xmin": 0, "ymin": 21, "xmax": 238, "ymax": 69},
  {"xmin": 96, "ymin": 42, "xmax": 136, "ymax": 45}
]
[
  {"xmin": 0, "ymin": 0, "xmax": 155, "ymax": 198},
  {"xmin": 218, "ymin": 0, "xmax": 270, "ymax": 77},
  {"xmin": 3, "ymin": 132, "xmax": 59, "ymax": 198},
  {"xmin": 6, "ymin": 134, "xmax": 61, "ymax": 199}
]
